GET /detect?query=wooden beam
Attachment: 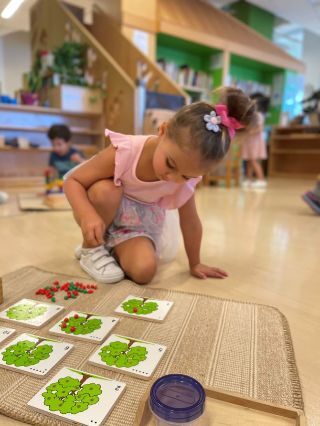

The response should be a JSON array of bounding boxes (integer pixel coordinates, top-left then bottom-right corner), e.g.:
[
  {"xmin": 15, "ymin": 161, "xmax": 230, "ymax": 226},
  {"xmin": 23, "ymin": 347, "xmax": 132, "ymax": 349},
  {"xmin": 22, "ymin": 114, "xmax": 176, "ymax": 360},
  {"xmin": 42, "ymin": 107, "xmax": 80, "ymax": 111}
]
[{"xmin": 158, "ymin": 0, "xmax": 305, "ymax": 74}]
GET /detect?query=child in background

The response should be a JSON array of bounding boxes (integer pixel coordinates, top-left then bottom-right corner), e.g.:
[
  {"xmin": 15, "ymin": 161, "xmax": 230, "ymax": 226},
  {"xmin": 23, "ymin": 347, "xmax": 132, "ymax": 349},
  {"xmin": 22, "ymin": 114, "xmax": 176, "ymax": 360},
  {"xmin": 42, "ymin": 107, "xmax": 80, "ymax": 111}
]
[
  {"xmin": 48, "ymin": 124, "xmax": 84, "ymax": 178},
  {"xmin": 302, "ymin": 175, "xmax": 320, "ymax": 214},
  {"xmin": 64, "ymin": 87, "xmax": 257, "ymax": 284},
  {"xmin": 241, "ymin": 93, "xmax": 269, "ymax": 189}
]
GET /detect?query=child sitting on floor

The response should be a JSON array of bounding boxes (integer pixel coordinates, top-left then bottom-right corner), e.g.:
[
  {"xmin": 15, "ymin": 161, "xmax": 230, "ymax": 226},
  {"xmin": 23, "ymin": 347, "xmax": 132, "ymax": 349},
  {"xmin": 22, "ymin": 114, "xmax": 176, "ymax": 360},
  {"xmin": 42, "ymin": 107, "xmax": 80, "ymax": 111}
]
[
  {"xmin": 48, "ymin": 124, "xmax": 84, "ymax": 178},
  {"xmin": 64, "ymin": 87, "xmax": 258, "ymax": 284}
]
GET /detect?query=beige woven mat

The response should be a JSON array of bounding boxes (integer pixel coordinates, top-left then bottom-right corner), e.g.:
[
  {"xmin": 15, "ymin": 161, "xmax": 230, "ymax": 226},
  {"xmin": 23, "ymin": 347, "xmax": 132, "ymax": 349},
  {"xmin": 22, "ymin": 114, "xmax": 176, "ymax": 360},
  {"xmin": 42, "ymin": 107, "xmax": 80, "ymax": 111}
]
[{"xmin": 0, "ymin": 266, "xmax": 303, "ymax": 425}]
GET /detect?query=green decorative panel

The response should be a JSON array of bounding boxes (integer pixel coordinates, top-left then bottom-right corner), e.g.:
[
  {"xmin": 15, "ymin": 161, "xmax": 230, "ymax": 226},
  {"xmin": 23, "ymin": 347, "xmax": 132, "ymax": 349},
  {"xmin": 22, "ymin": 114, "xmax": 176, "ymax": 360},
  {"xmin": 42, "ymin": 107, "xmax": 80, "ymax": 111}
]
[{"xmin": 226, "ymin": 0, "xmax": 275, "ymax": 40}]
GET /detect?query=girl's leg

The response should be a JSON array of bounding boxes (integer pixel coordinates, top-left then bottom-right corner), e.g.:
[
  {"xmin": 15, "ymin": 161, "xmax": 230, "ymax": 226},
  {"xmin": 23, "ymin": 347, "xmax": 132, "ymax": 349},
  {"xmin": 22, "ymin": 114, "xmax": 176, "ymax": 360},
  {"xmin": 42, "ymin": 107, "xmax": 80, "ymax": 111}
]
[
  {"xmin": 251, "ymin": 159, "xmax": 265, "ymax": 180},
  {"xmin": 114, "ymin": 237, "xmax": 157, "ymax": 285},
  {"xmin": 246, "ymin": 160, "xmax": 254, "ymax": 180},
  {"xmin": 73, "ymin": 179, "xmax": 123, "ymax": 244},
  {"xmin": 87, "ymin": 179, "xmax": 123, "ymax": 227},
  {"xmin": 75, "ymin": 179, "xmax": 125, "ymax": 284}
]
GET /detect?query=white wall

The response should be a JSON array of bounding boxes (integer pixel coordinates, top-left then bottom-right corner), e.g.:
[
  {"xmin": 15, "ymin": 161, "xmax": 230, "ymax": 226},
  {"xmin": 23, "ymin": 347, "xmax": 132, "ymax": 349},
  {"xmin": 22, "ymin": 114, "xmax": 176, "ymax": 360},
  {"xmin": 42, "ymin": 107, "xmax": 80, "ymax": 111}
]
[
  {"xmin": 0, "ymin": 0, "xmax": 97, "ymax": 98},
  {"xmin": 0, "ymin": 31, "xmax": 31, "ymax": 97},
  {"xmin": 303, "ymin": 30, "xmax": 320, "ymax": 96}
]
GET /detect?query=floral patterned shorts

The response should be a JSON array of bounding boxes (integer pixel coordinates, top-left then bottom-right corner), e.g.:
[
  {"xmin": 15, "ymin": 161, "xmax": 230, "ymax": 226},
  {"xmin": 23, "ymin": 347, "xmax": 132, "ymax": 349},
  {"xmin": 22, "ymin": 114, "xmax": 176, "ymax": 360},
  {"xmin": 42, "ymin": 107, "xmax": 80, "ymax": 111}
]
[{"xmin": 105, "ymin": 196, "xmax": 166, "ymax": 254}]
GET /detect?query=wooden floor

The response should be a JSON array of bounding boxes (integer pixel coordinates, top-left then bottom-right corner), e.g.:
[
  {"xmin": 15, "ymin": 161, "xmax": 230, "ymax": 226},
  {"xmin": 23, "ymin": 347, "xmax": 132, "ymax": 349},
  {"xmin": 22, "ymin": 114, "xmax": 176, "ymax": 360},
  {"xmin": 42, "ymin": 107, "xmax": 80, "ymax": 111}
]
[{"xmin": 0, "ymin": 179, "xmax": 319, "ymax": 425}]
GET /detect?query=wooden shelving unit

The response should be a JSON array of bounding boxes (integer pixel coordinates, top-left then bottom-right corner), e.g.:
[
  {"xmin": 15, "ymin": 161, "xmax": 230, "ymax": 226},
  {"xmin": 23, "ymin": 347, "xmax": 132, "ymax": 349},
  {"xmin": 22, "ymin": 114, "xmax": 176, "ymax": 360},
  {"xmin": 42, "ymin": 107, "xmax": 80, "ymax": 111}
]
[
  {"xmin": 269, "ymin": 125, "xmax": 320, "ymax": 178},
  {"xmin": 0, "ymin": 125, "xmax": 102, "ymax": 137},
  {"xmin": 0, "ymin": 144, "xmax": 98, "ymax": 155},
  {"xmin": 0, "ymin": 103, "xmax": 102, "ymax": 117},
  {"xmin": 181, "ymin": 85, "xmax": 210, "ymax": 102},
  {"xmin": 0, "ymin": 103, "xmax": 104, "ymax": 185},
  {"xmin": 156, "ymin": 33, "xmax": 216, "ymax": 103}
]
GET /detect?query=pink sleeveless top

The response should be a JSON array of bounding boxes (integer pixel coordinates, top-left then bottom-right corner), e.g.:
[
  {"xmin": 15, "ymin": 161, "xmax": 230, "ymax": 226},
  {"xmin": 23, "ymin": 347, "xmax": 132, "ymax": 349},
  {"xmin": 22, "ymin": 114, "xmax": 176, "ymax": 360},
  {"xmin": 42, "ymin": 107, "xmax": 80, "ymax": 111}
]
[{"xmin": 106, "ymin": 129, "xmax": 202, "ymax": 210}]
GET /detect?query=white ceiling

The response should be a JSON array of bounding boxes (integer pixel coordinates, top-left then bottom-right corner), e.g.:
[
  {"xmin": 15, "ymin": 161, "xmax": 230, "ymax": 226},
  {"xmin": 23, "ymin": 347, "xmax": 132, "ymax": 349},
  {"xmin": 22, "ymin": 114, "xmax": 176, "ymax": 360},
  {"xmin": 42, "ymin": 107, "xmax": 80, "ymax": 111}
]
[
  {"xmin": 0, "ymin": 0, "xmax": 93, "ymax": 36},
  {"xmin": 0, "ymin": 0, "xmax": 36, "ymax": 36},
  {"xmin": 1, "ymin": 0, "xmax": 320, "ymax": 37}
]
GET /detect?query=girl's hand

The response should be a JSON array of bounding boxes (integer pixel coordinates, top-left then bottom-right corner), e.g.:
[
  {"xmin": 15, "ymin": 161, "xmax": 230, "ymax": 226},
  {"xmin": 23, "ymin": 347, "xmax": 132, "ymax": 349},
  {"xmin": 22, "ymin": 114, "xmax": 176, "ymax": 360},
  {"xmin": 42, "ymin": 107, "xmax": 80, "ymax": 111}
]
[
  {"xmin": 80, "ymin": 212, "xmax": 106, "ymax": 247},
  {"xmin": 44, "ymin": 166, "xmax": 56, "ymax": 178},
  {"xmin": 190, "ymin": 263, "xmax": 228, "ymax": 279}
]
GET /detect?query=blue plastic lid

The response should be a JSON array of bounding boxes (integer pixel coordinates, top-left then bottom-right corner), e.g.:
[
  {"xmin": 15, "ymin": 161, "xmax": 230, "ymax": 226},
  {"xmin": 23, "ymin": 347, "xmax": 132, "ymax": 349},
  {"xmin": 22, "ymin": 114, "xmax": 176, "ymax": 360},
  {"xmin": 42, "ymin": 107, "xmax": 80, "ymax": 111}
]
[{"xmin": 149, "ymin": 374, "xmax": 206, "ymax": 423}]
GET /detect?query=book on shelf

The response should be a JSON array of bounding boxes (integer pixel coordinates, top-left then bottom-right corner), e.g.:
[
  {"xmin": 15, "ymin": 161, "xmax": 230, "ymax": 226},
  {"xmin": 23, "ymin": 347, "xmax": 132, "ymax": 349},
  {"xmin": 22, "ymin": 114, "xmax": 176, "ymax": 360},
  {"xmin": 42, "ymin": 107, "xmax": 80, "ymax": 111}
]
[
  {"xmin": 157, "ymin": 59, "xmax": 212, "ymax": 94},
  {"xmin": 231, "ymin": 78, "xmax": 271, "ymax": 97}
]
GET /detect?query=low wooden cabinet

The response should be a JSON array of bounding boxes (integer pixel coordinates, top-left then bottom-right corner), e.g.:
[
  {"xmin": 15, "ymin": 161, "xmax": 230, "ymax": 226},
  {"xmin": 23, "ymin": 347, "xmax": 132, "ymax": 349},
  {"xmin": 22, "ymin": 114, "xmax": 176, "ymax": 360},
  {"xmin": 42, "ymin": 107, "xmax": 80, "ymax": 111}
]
[
  {"xmin": 269, "ymin": 125, "xmax": 320, "ymax": 178},
  {"xmin": 0, "ymin": 104, "xmax": 104, "ymax": 186}
]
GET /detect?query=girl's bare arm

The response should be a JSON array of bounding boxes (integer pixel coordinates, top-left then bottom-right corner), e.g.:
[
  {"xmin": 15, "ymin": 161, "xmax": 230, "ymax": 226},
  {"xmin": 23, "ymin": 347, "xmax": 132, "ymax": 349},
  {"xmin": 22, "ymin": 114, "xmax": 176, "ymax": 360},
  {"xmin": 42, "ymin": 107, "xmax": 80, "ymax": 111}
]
[
  {"xmin": 64, "ymin": 145, "xmax": 117, "ymax": 246},
  {"xmin": 179, "ymin": 195, "xmax": 228, "ymax": 279}
]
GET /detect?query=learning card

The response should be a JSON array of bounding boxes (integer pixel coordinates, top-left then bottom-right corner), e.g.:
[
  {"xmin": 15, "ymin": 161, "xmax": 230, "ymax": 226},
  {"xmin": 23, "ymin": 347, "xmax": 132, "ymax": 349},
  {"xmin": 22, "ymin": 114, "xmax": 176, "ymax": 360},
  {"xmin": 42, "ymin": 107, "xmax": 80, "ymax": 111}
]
[
  {"xmin": 88, "ymin": 334, "xmax": 166, "ymax": 380},
  {"xmin": 0, "ymin": 326, "xmax": 15, "ymax": 344},
  {"xmin": 114, "ymin": 295, "xmax": 174, "ymax": 322},
  {"xmin": 49, "ymin": 311, "xmax": 119, "ymax": 343},
  {"xmin": 0, "ymin": 299, "xmax": 64, "ymax": 328},
  {"xmin": 28, "ymin": 367, "xmax": 126, "ymax": 426},
  {"xmin": 0, "ymin": 333, "xmax": 73, "ymax": 377}
]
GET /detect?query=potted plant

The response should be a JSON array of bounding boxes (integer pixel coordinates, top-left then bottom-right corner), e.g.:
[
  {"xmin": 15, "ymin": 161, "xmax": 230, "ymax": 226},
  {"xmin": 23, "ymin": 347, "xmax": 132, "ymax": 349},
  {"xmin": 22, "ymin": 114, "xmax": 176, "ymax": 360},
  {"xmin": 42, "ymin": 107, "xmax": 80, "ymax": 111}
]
[
  {"xmin": 21, "ymin": 53, "xmax": 43, "ymax": 105},
  {"xmin": 47, "ymin": 42, "xmax": 103, "ymax": 113}
]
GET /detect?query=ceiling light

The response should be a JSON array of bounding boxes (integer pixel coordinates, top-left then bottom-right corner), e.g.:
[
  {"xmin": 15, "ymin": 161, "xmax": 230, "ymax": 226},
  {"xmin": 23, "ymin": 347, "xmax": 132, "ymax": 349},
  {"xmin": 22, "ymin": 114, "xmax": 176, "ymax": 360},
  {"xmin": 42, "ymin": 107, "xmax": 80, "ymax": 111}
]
[{"xmin": 1, "ymin": 0, "xmax": 25, "ymax": 20}]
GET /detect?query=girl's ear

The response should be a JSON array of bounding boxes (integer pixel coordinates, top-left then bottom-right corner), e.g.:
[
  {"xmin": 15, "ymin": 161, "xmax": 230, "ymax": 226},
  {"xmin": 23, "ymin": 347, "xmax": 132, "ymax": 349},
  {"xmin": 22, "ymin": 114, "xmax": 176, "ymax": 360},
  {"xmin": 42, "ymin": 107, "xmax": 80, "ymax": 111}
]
[{"xmin": 158, "ymin": 122, "xmax": 167, "ymax": 136}]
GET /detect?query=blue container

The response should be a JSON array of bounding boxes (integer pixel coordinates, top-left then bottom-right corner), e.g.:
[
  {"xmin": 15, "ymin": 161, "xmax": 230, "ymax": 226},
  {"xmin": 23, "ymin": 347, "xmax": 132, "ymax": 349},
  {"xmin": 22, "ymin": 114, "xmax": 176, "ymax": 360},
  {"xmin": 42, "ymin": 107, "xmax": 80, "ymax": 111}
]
[{"xmin": 149, "ymin": 374, "xmax": 206, "ymax": 425}]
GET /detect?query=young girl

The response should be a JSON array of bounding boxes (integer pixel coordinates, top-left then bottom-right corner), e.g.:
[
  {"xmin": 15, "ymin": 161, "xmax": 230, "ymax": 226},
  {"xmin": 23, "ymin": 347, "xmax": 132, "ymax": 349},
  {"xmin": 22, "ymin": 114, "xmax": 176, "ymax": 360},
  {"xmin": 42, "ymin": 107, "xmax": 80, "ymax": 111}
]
[
  {"xmin": 64, "ymin": 87, "xmax": 257, "ymax": 284},
  {"xmin": 241, "ymin": 93, "xmax": 269, "ymax": 189}
]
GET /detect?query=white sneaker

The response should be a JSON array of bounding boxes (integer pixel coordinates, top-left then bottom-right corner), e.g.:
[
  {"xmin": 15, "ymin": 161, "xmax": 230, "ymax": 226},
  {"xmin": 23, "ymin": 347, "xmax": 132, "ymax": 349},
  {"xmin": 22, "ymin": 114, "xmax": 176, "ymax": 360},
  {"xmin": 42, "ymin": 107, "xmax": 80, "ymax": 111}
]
[
  {"xmin": 251, "ymin": 180, "xmax": 267, "ymax": 189},
  {"xmin": 75, "ymin": 245, "xmax": 124, "ymax": 284},
  {"xmin": 0, "ymin": 192, "xmax": 9, "ymax": 204},
  {"xmin": 241, "ymin": 179, "xmax": 251, "ymax": 188}
]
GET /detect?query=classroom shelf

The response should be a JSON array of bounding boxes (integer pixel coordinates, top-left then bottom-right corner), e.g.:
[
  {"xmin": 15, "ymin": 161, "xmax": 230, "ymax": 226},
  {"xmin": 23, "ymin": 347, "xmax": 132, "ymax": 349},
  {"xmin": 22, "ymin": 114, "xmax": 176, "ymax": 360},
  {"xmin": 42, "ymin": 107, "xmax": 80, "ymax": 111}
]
[
  {"xmin": 181, "ymin": 85, "xmax": 208, "ymax": 93},
  {"xmin": 269, "ymin": 126, "xmax": 320, "ymax": 178},
  {"xmin": 0, "ymin": 103, "xmax": 102, "ymax": 118},
  {"xmin": 0, "ymin": 144, "xmax": 98, "ymax": 155},
  {"xmin": 0, "ymin": 104, "xmax": 104, "ymax": 185},
  {"xmin": 0, "ymin": 125, "xmax": 102, "ymax": 137},
  {"xmin": 271, "ymin": 149, "xmax": 320, "ymax": 154},
  {"xmin": 272, "ymin": 134, "xmax": 320, "ymax": 141}
]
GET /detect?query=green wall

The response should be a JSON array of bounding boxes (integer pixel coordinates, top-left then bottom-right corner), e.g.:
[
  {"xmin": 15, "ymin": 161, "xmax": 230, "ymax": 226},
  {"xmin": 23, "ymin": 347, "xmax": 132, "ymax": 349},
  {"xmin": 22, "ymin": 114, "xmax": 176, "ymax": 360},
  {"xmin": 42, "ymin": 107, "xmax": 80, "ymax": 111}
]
[
  {"xmin": 157, "ymin": 45, "xmax": 210, "ymax": 72},
  {"xmin": 227, "ymin": 0, "xmax": 275, "ymax": 40},
  {"xmin": 157, "ymin": 34, "xmax": 219, "ymax": 72},
  {"xmin": 230, "ymin": 54, "xmax": 284, "ymax": 124},
  {"xmin": 230, "ymin": 64, "xmax": 270, "ymax": 84},
  {"xmin": 230, "ymin": 54, "xmax": 281, "ymax": 84}
]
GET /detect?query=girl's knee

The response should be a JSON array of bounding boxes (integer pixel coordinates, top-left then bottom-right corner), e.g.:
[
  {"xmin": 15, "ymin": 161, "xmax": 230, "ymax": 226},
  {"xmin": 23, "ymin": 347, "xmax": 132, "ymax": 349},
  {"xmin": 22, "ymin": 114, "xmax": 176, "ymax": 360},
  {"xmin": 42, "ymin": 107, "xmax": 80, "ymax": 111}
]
[
  {"xmin": 88, "ymin": 179, "xmax": 122, "ymax": 206},
  {"xmin": 128, "ymin": 258, "xmax": 157, "ymax": 285}
]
